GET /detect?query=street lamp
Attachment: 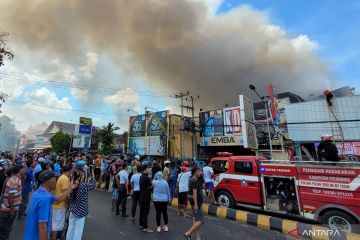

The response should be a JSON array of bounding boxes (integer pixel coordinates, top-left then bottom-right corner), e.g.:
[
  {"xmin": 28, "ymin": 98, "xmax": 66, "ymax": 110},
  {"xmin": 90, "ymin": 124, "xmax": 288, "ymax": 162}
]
[{"xmin": 249, "ymin": 84, "xmax": 273, "ymax": 159}]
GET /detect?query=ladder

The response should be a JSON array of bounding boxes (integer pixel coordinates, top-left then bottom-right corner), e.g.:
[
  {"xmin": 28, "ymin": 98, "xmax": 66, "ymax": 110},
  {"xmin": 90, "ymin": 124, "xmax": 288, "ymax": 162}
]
[{"xmin": 327, "ymin": 100, "xmax": 345, "ymax": 155}]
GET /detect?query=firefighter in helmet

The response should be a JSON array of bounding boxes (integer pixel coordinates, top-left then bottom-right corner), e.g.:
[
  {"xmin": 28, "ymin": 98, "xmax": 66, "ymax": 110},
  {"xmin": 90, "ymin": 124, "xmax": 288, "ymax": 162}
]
[{"xmin": 317, "ymin": 134, "xmax": 340, "ymax": 162}]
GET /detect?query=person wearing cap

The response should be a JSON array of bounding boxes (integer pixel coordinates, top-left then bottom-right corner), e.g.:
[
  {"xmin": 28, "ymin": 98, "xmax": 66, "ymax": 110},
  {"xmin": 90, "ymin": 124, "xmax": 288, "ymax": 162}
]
[
  {"xmin": 24, "ymin": 170, "xmax": 76, "ymax": 240},
  {"xmin": 162, "ymin": 160, "xmax": 170, "ymax": 182},
  {"xmin": 176, "ymin": 164, "xmax": 191, "ymax": 217},
  {"xmin": 0, "ymin": 164, "xmax": 24, "ymax": 239},
  {"xmin": 51, "ymin": 163, "xmax": 73, "ymax": 240},
  {"xmin": 66, "ymin": 163, "xmax": 96, "ymax": 240}
]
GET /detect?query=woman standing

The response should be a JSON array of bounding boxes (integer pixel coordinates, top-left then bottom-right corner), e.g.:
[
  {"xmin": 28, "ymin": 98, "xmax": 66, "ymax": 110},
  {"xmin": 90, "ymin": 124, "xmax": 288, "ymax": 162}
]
[
  {"xmin": 152, "ymin": 172, "xmax": 171, "ymax": 232},
  {"xmin": 66, "ymin": 160, "xmax": 96, "ymax": 240}
]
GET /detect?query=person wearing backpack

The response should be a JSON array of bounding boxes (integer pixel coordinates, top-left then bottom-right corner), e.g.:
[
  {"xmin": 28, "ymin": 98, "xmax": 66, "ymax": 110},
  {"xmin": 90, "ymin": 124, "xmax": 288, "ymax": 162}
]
[{"xmin": 168, "ymin": 163, "xmax": 178, "ymax": 202}]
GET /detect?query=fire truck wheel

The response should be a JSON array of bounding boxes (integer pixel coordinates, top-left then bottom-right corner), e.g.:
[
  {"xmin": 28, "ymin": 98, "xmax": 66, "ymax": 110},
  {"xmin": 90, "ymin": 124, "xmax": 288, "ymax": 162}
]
[
  {"xmin": 216, "ymin": 191, "xmax": 234, "ymax": 208},
  {"xmin": 322, "ymin": 210, "xmax": 359, "ymax": 233}
]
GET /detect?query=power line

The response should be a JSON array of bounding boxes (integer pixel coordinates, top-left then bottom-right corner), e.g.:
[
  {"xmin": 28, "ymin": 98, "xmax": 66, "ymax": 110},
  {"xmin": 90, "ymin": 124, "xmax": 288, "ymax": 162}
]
[
  {"xmin": 5, "ymin": 100, "xmax": 130, "ymax": 117},
  {"xmin": 0, "ymin": 72, "xmax": 177, "ymax": 97}
]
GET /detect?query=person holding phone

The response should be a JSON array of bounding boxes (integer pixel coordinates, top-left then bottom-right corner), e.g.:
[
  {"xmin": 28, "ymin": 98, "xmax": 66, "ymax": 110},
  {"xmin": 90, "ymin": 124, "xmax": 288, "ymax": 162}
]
[{"xmin": 66, "ymin": 160, "xmax": 96, "ymax": 240}]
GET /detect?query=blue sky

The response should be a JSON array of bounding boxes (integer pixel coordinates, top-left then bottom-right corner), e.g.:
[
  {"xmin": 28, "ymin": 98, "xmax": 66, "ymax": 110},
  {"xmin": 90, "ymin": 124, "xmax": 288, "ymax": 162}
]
[
  {"xmin": 218, "ymin": 0, "xmax": 360, "ymax": 90},
  {"xmin": 1, "ymin": 0, "xmax": 360, "ymax": 132}
]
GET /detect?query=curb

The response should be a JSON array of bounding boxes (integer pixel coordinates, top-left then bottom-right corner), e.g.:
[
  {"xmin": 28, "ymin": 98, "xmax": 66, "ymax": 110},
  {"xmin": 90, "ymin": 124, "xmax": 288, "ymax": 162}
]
[{"xmin": 170, "ymin": 198, "xmax": 360, "ymax": 240}]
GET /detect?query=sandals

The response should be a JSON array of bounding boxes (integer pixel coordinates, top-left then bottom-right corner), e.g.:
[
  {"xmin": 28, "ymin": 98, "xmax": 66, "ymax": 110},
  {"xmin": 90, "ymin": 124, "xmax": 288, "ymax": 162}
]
[{"xmin": 184, "ymin": 233, "xmax": 191, "ymax": 240}]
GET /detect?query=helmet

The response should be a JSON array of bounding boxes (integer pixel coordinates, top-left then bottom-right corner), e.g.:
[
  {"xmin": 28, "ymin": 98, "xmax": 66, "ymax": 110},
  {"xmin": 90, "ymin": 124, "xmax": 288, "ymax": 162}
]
[
  {"xmin": 76, "ymin": 160, "xmax": 87, "ymax": 169},
  {"xmin": 321, "ymin": 134, "xmax": 333, "ymax": 141}
]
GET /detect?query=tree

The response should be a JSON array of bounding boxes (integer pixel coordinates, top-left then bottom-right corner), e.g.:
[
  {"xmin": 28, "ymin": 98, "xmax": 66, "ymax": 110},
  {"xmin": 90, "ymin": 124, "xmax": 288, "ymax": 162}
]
[
  {"xmin": 0, "ymin": 32, "xmax": 14, "ymax": 68},
  {"xmin": 50, "ymin": 131, "xmax": 72, "ymax": 154},
  {"xmin": 98, "ymin": 123, "xmax": 119, "ymax": 155}
]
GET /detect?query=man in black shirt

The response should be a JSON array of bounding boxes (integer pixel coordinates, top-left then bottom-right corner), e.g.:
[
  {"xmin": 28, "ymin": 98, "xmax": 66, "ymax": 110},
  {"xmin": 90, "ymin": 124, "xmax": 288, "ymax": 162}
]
[
  {"xmin": 139, "ymin": 164, "xmax": 153, "ymax": 233},
  {"xmin": 184, "ymin": 166, "xmax": 204, "ymax": 240},
  {"xmin": 317, "ymin": 135, "xmax": 340, "ymax": 162}
]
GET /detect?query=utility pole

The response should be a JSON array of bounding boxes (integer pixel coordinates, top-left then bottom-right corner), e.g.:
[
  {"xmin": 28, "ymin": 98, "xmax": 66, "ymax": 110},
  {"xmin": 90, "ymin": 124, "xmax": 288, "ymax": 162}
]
[
  {"xmin": 175, "ymin": 91, "xmax": 189, "ymax": 160},
  {"xmin": 190, "ymin": 96, "xmax": 196, "ymax": 160}
]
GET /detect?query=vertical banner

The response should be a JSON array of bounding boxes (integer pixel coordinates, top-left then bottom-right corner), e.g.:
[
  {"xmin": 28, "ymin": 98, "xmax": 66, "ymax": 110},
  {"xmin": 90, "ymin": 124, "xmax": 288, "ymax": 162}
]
[
  {"xmin": 129, "ymin": 115, "xmax": 146, "ymax": 137},
  {"xmin": 223, "ymin": 107, "xmax": 242, "ymax": 135},
  {"xmin": 240, "ymin": 95, "xmax": 258, "ymax": 149},
  {"xmin": 199, "ymin": 109, "xmax": 224, "ymax": 137},
  {"xmin": 146, "ymin": 111, "xmax": 168, "ymax": 156}
]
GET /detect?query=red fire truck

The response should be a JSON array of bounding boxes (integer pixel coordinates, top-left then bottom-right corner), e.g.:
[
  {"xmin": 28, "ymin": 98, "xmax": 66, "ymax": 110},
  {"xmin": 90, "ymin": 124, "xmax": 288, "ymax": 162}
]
[{"xmin": 211, "ymin": 152, "xmax": 360, "ymax": 233}]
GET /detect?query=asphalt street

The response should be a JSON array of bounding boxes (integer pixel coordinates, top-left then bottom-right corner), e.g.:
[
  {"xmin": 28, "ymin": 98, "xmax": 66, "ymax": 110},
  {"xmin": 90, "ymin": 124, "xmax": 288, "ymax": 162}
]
[{"xmin": 11, "ymin": 190, "xmax": 287, "ymax": 240}]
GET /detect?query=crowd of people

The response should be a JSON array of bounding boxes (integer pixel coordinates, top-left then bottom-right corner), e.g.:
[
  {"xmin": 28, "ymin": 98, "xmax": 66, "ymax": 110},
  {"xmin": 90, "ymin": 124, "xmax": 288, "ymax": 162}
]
[{"xmin": 0, "ymin": 151, "xmax": 217, "ymax": 240}]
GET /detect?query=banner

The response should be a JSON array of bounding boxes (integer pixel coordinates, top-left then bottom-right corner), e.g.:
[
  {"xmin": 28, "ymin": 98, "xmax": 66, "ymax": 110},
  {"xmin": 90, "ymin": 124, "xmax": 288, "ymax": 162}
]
[
  {"xmin": 147, "ymin": 136, "xmax": 167, "ymax": 156},
  {"xmin": 223, "ymin": 107, "xmax": 242, "ymax": 135},
  {"xmin": 80, "ymin": 117, "xmax": 92, "ymax": 126},
  {"xmin": 79, "ymin": 124, "xmax": 92, "ymax": 134},
  {"xmin": 199, "ymin": 109, "xmax": 224, "ymax": 137},
  {"xmin": 129, "ymin": 115, "xmax": 146, "ymax": 137},
  {"xmin": 240, "ymin": 95, "xmax": 258, "ymax": 149},
  {"xmin": 147, "ymin": 111, "xmax": 168, "ymax": 136},
  {"xmin": 128, "ymin": 137, "xmax": 145, "ymax": 155},
  {"xmin": 253, "ymin": 97, "xmax": 290, "ymax": 145}
]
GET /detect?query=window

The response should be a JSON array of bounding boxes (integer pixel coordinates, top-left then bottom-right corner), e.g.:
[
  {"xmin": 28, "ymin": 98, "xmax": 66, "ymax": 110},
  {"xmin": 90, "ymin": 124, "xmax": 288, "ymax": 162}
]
[
  {"xmin": 212, "ymin": 160, "xmax": 228, "ymax": 175},
  {"xmin": 234, "ymin": 161, "xmax": 253, "ymax": 174}
]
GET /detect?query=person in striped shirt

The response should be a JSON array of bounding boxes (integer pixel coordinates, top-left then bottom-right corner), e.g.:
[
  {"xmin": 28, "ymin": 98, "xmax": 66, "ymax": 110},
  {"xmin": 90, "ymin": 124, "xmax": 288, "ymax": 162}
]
[{"xmin": 0, "ymin": 164, "xmax": 24, "ymax": 240}]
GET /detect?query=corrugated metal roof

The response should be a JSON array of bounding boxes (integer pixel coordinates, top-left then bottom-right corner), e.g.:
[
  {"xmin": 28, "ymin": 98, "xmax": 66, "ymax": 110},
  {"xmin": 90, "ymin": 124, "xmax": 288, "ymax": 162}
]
[{"xmin": 285, "ymin": 95, "xmax": 360, "ymax": 142}]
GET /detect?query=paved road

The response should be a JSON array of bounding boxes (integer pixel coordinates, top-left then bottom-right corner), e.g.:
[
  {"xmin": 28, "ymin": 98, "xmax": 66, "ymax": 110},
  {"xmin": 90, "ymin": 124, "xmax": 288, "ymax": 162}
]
[{"xmin": 11, "ymin": 190, "xmax": 287, "ymax": 240}]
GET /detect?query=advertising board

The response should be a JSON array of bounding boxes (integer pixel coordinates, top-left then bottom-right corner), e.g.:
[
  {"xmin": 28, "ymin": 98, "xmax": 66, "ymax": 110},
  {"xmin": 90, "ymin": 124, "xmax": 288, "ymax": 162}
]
[
  {"xmin": 147, "ymin": 111, "xmax": 168, "ymax": 136},
  {"xmin": 223, "ymin": 107, "xmax": 242, "ymax": 135},
  {"xmin": 129, "ymin": 115, "xmax": 146, "ymax": 137},
  {"xmin": 240, "ymin": 95, "xmax": 258, "ymax": 149},
  {"xmin": 199, "ymin": 109, "xmax": 224, "ymax": 137},
  {"xmin": 128, "ymin": 137, "xmax": 145, "ymax": 155}
]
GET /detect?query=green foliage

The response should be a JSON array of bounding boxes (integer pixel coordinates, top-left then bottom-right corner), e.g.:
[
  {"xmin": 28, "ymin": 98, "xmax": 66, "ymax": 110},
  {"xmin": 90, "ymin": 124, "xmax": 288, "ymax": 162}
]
[
  {"xmin": 98, "ymin": 123, "xmax": 119, "ymax": 155},
  {"xmin": 50, "ymin": 131, "xmax": 71, "ymax": 154}
]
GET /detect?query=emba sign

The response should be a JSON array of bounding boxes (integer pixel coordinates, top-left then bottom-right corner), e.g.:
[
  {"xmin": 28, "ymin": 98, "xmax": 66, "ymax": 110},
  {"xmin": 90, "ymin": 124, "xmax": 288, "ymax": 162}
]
[
  {"xmin": 200, "ymin": 135, "xmax": 243, "ymax": 146},
  {"xmin": 211, "ymin": 136, "xmax": 236, "ymax": 144}
]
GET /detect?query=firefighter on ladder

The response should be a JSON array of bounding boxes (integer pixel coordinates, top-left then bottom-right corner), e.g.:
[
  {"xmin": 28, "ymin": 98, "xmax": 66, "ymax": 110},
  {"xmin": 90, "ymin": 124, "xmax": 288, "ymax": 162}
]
[{"xmin": 317, "ymin": 134, "xmax": 340, "ymax": 162}]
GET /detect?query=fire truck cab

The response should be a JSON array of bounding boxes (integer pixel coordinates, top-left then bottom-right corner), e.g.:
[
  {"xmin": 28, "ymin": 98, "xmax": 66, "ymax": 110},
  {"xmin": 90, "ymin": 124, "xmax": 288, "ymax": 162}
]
[{"xmin": 212, "ymin": 152, "xmax": 360, "ymax": 233}]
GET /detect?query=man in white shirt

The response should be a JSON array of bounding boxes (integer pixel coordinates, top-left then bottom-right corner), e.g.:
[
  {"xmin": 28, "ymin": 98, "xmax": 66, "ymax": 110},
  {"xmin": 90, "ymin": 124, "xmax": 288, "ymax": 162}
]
[
  {"xmin": 130, "ymin": 165, "xmax": 141, "ymax": 221},
  {"xmin": 203, "ymin": 161, "xmax": 216, "ymax": 205},
  {"xmin": 176, "ymin": 165, "xmax": 191, "ymax": 216},
  {"xmin": 115, "ymin": 164, "xmax": 129, "ymax": 217}
]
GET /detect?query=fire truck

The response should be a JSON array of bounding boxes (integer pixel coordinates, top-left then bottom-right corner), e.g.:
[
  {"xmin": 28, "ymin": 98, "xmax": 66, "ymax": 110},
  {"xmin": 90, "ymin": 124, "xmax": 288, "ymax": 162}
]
[{"xmin": 211, "ymin": 152, "xmax": 360, "ymax": 233}]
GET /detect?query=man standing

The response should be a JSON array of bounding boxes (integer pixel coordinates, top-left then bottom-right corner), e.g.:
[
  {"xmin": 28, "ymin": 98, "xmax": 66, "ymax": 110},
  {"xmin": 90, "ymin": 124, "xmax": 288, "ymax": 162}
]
[
  {"xmin": 18, "ymin": 161, "xmax": 33, "ymax": 219},
  {"xmin": 115, "ymin": 164, "xmax": 129, "ymax": 217},
  {"xmin": 162, "ymin": 160, "xmax": 170, "ymax": 182},
  {"xmin": 130, "ymin": 165, "xmax": 141, "ymax": 221},
  {"xmin": 203, "ymin": 161, "xmax": 216, "ymax": 205},
  {"xmin": 176, "ymin": 164, "xmax": 191, "ymax": 216},
  {"xmin": 184, "ymin": 167, "xmax": 204, "ymax": 240},
  {"xmin": 24, "ymin": 170, "xmax": 75, "ymax": 240},
  {"xmin": 0, "ymin": 164, "xmax": 24, "ymax": 240},
  {"xmin": 139, "ymin": 165, "xmax": 153, "ymax": 233},
  {"xmin": 51, "ymin": 163, "xmax": 73, "ymax": 240}
]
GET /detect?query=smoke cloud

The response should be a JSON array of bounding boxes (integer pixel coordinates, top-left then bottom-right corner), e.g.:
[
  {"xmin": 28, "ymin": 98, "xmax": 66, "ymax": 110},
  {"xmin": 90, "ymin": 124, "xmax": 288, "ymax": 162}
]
[{"xmin": 0, "ymin": 0, "xmax": 332, "ymax": 108}]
